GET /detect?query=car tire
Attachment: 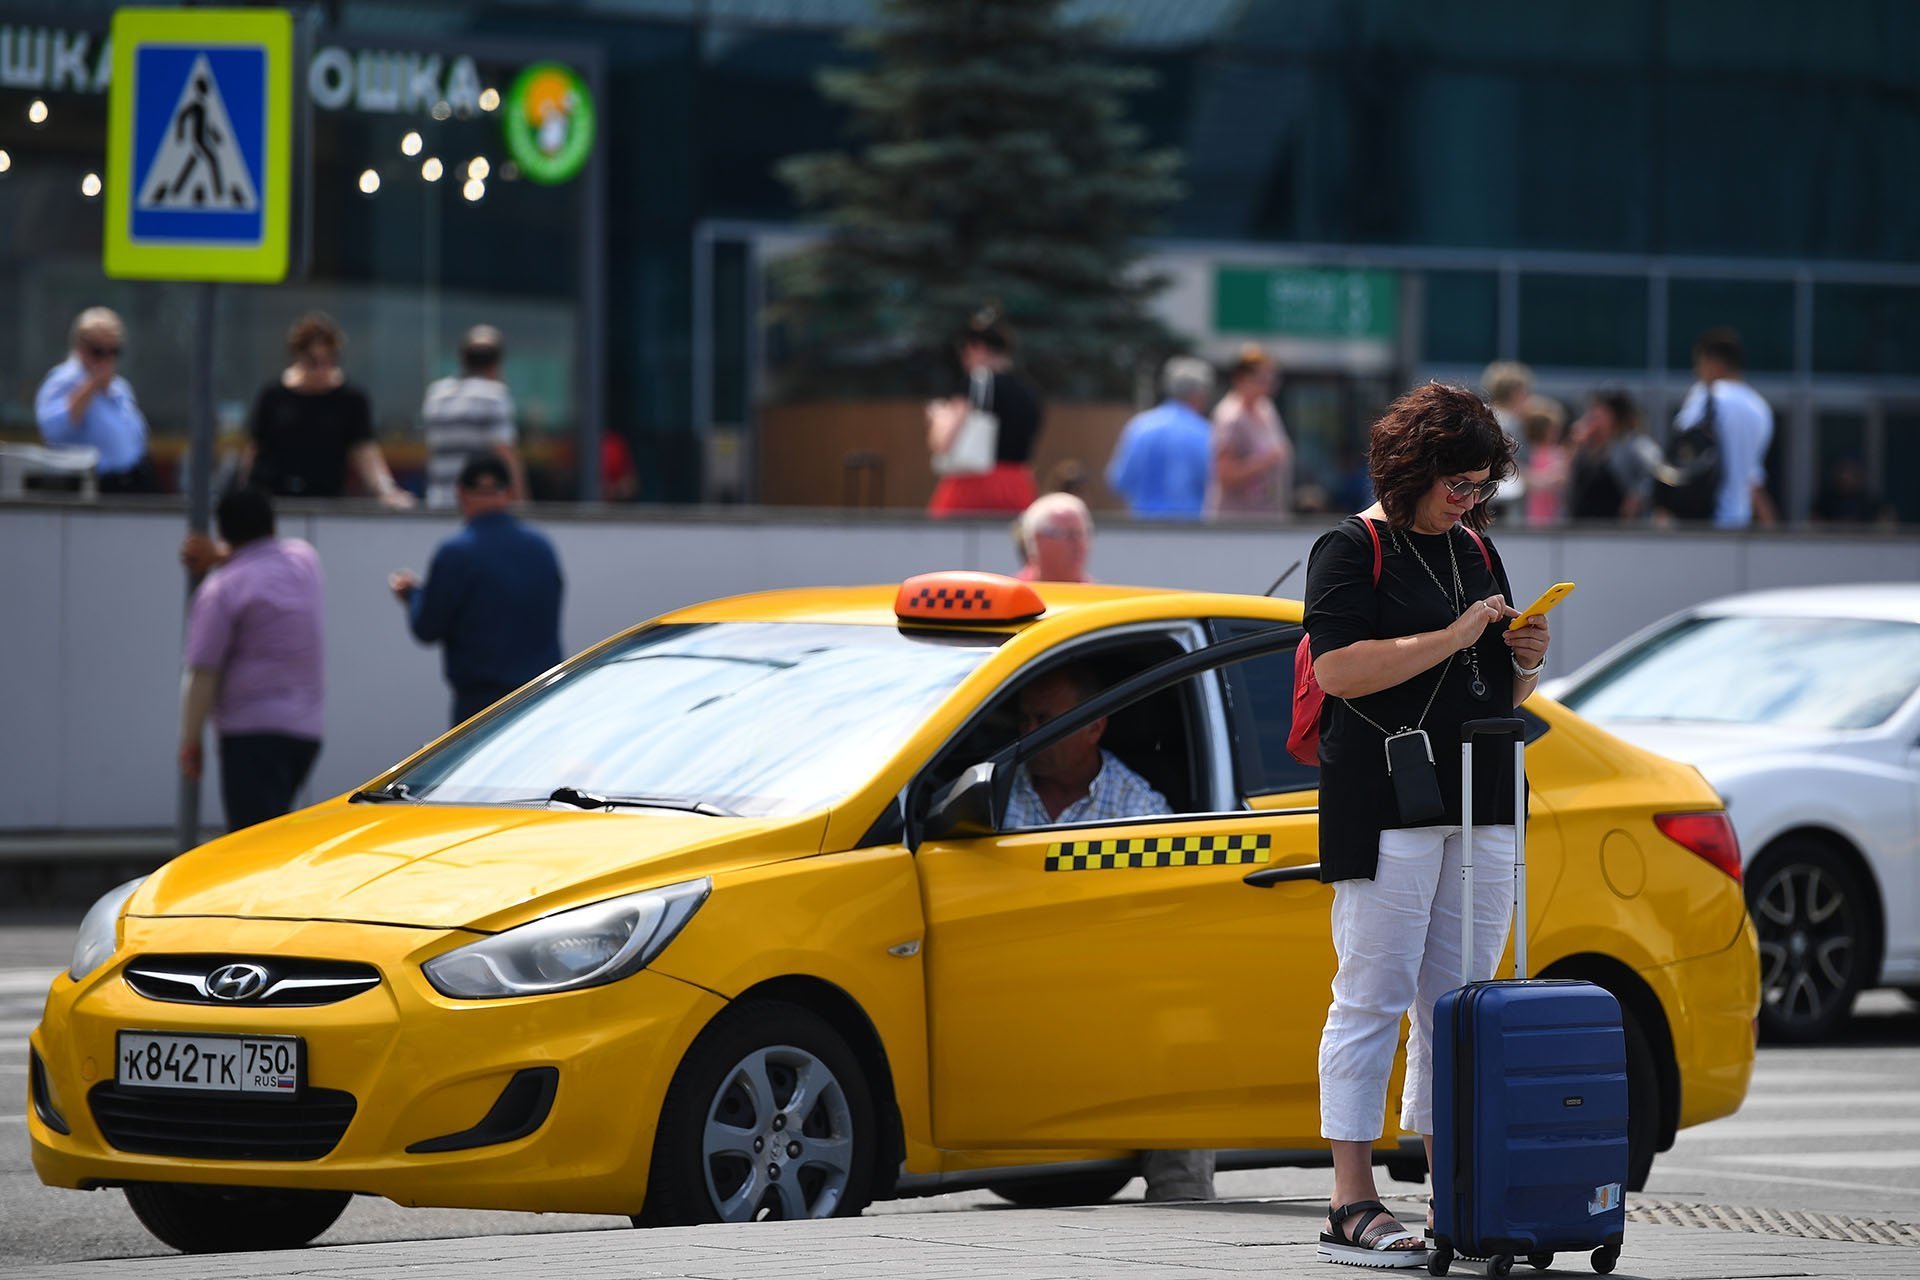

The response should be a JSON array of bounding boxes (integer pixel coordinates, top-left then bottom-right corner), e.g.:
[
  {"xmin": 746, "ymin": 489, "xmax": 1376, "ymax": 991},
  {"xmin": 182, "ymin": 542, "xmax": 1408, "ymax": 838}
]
[
  {"xmin": 986, "ymin": 1171, "xmax": 1134, "ymax": 1208},
  {"xmin": 1622, "ymin": 1008, "xmax": 1660, "ymax": 1192},
  {"xmin": 123, "ymin": 1183, "xmax": 350, "ymax": 1253},
  {"xmin": 1746, "ymin": 840, "xmax": 1872, "ymax": 1043},
  {"xmin": 637, "ymin": 999, "xmax": 876, "ymax": 1226}
]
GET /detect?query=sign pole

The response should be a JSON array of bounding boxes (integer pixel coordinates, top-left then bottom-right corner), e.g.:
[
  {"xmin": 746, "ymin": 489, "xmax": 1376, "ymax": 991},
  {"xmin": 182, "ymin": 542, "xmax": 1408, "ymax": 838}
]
[{"xmin": 176, "ymin": 281, "xmax": 218, "ymax": 854}]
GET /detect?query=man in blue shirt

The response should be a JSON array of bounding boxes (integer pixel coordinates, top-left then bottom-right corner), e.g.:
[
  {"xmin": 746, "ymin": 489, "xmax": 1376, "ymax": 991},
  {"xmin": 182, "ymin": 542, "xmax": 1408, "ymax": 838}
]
[
  {"xmin": 1106, "ymin": 356, "xmax": 1216, "ymax": 519},
  {"xmin": 34, "ymin": 307, "xmax": 158, "ymax": 492},
  {"xmin": 389, "ymin": 454, "xmax": 564, "ymax": 726}
]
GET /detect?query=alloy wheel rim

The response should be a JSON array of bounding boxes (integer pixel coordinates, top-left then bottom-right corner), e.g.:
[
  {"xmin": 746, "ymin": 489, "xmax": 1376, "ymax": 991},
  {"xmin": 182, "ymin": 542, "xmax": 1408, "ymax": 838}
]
[
  {"xmin": 1754, "ymin": 863, "xmax": 1855, "ymax": 1027},
  {"xmin": 701, "ymin": 1043, "xmax": 854, "ymax": 1221}
]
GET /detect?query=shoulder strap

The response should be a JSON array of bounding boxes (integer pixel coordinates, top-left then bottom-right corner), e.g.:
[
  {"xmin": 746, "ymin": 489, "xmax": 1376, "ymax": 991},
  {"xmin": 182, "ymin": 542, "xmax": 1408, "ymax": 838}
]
[
  {"xmin": 1355, "ymin": 516, "xmax": 1383, "ymax": 584},
  {"xmin": 1461, "ymin": 525, "xmax": 1492, "ymax": 572}
]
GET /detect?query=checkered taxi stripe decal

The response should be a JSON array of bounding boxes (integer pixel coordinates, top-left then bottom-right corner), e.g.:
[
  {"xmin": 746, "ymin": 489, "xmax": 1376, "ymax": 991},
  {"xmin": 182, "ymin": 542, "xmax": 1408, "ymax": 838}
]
[
  {"xmin": 906, "ymin": 585, "xmax": 993, "ymax": 612},
  {"xmin": 1044, "ymin": 833, "xmax": 1272, "ymax": 872}
]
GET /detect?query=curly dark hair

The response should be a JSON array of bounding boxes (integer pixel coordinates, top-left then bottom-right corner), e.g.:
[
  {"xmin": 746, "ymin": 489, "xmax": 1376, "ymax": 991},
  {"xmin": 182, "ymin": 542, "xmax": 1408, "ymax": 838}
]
[
  {"xmin": 286, "ymin": 311, "xmax": 344, "ymax": 359},
  {"xmin": 1368, "ymin": 382, "xmax": 1515, "ymax": 531}
]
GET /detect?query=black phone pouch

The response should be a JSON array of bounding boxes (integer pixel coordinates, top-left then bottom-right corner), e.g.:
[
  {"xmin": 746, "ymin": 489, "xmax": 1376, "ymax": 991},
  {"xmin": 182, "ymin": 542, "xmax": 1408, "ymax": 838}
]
[{"xmin": 1384, "ymin": 728, "xmax": 1445, "ymax": 825}]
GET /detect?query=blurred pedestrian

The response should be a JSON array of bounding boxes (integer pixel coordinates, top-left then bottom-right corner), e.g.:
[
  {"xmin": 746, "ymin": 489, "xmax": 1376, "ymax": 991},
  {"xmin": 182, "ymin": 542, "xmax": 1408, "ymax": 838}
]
[
  {"xmin": 1015, "ymin": 492, "xmax": 1094, "ymax": 582},
  {"xmin": 1107, "ymin": 356, "xmax": 1215, "ymax": 520},
  {"xmin": 1206, "ymin": 344, "xmax": 1293, "ymax": 519},
  {"xmin": 422, "ymin": 324, "xmax": 524, "ymax": 509},
  {"xmin": 1658, "ymin": 328, "xmax": 1775, "ymax": 528},
  {"xmin": 179, "ymin": 489, "xmax": 325, "ymax": 832},
  {"xmin": 1481, "ymin": 361, "xmax": 1532, "ymax": 523},
  {"xmin": 926, "ymin": 308, "xmax": 1044, "ymax": 518},
  {"xmin": 34, "ymin": 307, "xmax": 159, "ymax": 493},
  {"xmin": 242, "ymin": 312, "xmax": 414, "ymax": 507},
  {"xmin": 1521, "ymin": 394, "xmax": 1569, "ymax": 526},
  {"xmin": 1566, "ymin": 389, "xmax": 1641, "ymax": 522},
  {"xmin": 389, "ymin": 454, "xmax": 564, "ymax": 726}
]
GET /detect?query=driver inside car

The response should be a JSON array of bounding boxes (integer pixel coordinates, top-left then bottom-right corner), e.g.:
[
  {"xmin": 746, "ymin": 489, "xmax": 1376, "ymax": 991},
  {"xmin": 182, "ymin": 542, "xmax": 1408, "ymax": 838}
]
[{"xmin": 1003, "ymin": 663, "xmax": 1215, "ymax": 1202}]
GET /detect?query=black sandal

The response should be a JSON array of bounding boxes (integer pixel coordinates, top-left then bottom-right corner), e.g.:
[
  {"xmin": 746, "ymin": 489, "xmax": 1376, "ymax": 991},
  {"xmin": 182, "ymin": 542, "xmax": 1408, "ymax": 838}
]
[{"xmin": 1318, "ymin": 1199, "xmax": 1431, "ymax": 1269}]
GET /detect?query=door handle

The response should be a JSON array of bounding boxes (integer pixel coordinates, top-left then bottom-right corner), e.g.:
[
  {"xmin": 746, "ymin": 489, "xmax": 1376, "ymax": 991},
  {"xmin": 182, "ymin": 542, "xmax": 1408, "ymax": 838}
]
[{"xmin": 1244, "ymin": 863, "xmax": 1320, "ymax": 887}]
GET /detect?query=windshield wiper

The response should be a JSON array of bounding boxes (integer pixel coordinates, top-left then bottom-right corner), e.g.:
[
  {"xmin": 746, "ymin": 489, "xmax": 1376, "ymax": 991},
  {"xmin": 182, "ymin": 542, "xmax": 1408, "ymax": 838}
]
[
  {"xmin": 544, "ymin": 787, "xmax": 734, "ymax": 817},
  {"xmin": 350, "ymin": 782, "xmax": 413, "ymax": 803}
]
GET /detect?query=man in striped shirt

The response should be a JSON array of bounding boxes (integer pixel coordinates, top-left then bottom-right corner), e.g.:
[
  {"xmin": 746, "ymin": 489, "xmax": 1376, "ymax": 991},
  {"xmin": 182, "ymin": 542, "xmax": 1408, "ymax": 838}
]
[{"xmin": 422, "ymin": 325, "xmax": 525, "ymax": 509}]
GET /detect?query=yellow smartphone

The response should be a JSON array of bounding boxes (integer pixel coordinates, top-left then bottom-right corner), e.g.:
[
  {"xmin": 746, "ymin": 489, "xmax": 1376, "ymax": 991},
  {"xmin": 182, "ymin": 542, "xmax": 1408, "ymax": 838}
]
[{"xmin": 1509, "ymin": 581, "xmax": 1576, "ymax": 630}]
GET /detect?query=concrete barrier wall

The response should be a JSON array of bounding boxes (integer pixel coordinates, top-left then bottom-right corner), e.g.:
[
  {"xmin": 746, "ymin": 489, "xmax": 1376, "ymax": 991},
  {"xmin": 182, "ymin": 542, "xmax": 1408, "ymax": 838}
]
[{"xmin": 3, "ymin": 500, "xmax": 1916, "ymax": 833}]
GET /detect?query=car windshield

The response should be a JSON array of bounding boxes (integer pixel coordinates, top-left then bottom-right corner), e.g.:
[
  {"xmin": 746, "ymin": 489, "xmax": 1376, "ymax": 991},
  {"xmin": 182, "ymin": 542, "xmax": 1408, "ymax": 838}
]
[
  {"xmin": 1559, "ymin": 614, "xmax": 1920, "ymax": 730},
  {"xmin": 386, "ymin": 622, "xmax": 1005, "ymax": 816}
]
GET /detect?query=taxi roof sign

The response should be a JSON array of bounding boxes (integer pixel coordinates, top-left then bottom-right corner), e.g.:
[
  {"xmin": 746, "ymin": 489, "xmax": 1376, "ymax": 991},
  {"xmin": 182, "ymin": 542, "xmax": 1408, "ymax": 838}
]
[
  {"xmin": 895, "ymin": 572, "xmax": 1046, "ymax": 625},
  {"xmin": 104, "ymin": 8, "xmax": 293, "ymax": 282}
]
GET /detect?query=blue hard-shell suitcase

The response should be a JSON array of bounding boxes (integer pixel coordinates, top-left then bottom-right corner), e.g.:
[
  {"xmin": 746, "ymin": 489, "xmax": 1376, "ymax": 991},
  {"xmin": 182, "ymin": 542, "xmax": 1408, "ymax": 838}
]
[{"xmin": 1428, "ymin": 719, "xmax": 1628, "ymax": 1277}]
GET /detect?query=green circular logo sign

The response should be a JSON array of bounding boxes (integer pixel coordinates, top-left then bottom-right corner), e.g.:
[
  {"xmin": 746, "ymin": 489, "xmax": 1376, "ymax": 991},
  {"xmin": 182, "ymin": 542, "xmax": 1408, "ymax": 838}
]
[{"xmin": 502, "ymin": 62, "xmax": 595, "ymax": 185}]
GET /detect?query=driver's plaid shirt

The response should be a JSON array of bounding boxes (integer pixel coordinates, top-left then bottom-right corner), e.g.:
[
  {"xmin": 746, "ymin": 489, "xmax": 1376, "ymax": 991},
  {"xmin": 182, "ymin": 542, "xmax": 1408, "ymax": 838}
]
[{"xmin": 1004, "ymin": 750, "xmax": 1171, "ymax": 829}]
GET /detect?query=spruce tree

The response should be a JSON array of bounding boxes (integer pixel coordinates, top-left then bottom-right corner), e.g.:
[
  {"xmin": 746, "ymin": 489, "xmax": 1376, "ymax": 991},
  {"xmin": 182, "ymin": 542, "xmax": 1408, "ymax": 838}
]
[{"xmin": 775, "ymin": 0, "xmax": 1184, "ymax": 399}]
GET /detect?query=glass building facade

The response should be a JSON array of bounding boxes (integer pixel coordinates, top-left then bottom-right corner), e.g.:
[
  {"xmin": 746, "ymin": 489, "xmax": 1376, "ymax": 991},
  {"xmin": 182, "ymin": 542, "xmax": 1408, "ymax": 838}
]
[{"xmin": 2, "ymin": 1, "xmax": 1916, "ymax": 513}]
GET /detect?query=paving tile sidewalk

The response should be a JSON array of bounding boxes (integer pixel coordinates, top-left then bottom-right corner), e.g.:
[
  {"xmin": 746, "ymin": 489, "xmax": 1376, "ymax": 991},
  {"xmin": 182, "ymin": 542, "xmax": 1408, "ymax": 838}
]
[{"xmin": 9, "ymin": 1196, "xmax": 1914, "ymax": 1280}]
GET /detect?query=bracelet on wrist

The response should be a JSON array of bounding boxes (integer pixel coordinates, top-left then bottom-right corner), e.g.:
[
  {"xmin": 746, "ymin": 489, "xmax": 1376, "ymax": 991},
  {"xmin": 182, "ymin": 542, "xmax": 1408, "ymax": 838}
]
[{"xmin": 1512, "ymin": 656, "xmax": 1545, "ymax": 678}]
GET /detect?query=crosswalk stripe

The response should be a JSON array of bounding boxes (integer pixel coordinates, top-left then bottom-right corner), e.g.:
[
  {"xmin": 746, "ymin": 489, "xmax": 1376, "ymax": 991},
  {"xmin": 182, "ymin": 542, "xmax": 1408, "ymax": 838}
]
[
  {"xmin": 0, "ymin": 972, "xmax": 59, "ymax": 996},
  {"xmin": 1734, "ymin": 1089, "xmax": 1920, "ymax": 1108},
  {"xmin": 1684, "ymin": 1117, "xmax": 1920, "ymax": 1139},
  {"xmin": 1652, "ymin": 1163, "xmax": 1914, "ymax": 1197},
  {"xmin": 1710, "ymin": 1150, "xmax": 1920, "ymax": 1170}
]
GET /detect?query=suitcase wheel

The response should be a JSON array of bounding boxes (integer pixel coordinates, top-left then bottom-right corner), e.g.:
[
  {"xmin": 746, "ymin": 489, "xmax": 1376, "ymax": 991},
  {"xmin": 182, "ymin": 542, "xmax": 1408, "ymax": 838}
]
[
  {"xmin": 1489, "ymin": 1255, "xmax": 1514, "ymax": 1277},
  {"xmin": 1426, "ymin": 1240, "xmax": 1453, "ymax": 1276},
  {"xmin": 1591, "ymin": 1244, "xmax": 1619, "ymax": 1274},
  {"xmin": 1527, "ymin": 1253, "xmax": 1553, "ymax": 1270}
]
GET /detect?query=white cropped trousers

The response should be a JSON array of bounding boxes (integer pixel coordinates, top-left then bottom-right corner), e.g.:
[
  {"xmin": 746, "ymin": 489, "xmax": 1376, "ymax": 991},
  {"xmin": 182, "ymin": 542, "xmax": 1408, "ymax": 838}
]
[{"xmin": 1318, "ymin": 823, "xmax": 1516, "ymax": 1141}]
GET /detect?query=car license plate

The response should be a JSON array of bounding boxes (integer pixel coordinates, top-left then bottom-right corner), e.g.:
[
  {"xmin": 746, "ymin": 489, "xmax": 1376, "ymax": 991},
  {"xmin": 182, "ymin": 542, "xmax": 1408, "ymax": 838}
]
[{"xmin": 116, "ymin": 1031, "xmax": 303, "ymax": 1096}]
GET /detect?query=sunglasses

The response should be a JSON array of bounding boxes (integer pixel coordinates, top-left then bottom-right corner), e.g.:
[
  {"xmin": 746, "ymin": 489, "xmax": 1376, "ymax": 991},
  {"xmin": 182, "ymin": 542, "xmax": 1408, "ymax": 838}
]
[
  {"xmin": 85, "ymin": 343, "xmax": 123, "ymax": 359},
  {"xmin": 1443, "ymin": 476, "xmax": 1501, "ymax": 503}
]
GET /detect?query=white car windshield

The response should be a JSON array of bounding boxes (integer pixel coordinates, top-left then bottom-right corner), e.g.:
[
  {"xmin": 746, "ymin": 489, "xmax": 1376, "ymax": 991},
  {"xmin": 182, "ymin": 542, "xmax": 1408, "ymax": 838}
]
[
  {"xmin": 386, "ymin": 622, "xmax": 1004, "ymax": 816},
  {"xmin": 1560, "ymin": 614, "xmax": 1920, "ymax": 730}
]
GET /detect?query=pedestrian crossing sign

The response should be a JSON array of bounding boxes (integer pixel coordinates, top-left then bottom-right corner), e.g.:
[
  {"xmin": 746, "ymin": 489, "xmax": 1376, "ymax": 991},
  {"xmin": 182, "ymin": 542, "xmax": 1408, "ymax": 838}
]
[{"xmin": 104, "ymin": 9, "xmax": 293, "ymax": 282}]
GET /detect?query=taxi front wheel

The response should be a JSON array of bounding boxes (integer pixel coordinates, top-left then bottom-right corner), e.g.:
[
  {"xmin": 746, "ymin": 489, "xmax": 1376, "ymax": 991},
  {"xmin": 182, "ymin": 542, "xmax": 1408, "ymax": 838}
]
[
  {"xmin": 124, "ymin": 1183, "xmax": 350, "ymax": 1253},
  {"xmin": 637, "ymin": 999, "xmax": 876, "ymax": 1226}
]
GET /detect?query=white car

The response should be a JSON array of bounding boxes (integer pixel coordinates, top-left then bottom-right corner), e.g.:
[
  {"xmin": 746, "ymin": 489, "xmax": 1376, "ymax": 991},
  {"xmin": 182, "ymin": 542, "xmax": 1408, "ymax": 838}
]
[{"xmin": 1547, "ymin": 584, "xmax": 1920, "ymax": 1042}]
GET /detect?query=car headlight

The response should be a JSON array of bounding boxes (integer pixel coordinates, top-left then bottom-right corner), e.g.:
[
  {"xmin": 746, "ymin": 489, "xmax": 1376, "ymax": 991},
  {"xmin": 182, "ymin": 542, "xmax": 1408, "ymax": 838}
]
[
  {"xmin": 423, "ymin": 878, "xmax": 711, "ymax": 999},
  {"xmin": 70, "ymin": 877, "xmax": 145, "ymax": 982}
]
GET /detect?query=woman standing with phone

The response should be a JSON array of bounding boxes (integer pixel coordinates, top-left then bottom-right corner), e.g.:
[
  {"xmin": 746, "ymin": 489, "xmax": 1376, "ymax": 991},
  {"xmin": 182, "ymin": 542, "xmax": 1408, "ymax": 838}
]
[{"xmin": 1303, "ymin": 383, "xmax": 1552, "ymax": 1268}]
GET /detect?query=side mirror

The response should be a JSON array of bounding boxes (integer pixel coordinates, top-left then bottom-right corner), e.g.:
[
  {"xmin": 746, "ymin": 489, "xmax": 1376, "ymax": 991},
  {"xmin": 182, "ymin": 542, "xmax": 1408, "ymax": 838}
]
[{"xmin": 921, "ymin": 762, "xmax": 998, "ymax": 843}]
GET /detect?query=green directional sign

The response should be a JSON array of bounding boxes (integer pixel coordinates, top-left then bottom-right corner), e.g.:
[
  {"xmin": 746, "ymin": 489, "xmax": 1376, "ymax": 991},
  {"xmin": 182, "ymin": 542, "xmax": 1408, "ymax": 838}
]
[{"xmin": 1214, "ymin": 266, "xmax": 1399, "ymax": 342}]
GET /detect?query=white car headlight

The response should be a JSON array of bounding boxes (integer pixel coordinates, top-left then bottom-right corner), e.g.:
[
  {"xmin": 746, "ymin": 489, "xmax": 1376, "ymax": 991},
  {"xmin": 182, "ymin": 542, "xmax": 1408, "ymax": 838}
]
[
  {"xmin": 423, "ymin": 878, "xmax": 711, "ymax": 999},
  {"xmin": 70, "ymin": 877, "xmax": 145, "ymax": 982}
]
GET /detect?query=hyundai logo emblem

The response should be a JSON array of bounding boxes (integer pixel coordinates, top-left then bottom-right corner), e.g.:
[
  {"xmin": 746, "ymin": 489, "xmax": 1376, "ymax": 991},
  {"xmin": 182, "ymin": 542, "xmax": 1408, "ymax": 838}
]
[{"xmin": 205, "ymin": 963, "xmax": 271, "ymax": 1002}]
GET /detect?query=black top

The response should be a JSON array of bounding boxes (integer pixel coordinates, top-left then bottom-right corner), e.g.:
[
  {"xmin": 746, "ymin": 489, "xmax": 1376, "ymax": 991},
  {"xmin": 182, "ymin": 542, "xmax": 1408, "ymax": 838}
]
[
  {"xmin": 1305, "ymin": 515, "xmax": 1523, "ymax": 883},
  {"xmin": 1568, "ymin": 451, "xmax": 1625, "ymax": 520},
  {"xmin": 247, "ymin": 382, "xmax": 375, "ymax": 498},
  {"xmin": 951, "ymin": 369, "xmax": 1043, "ymax": 465}
]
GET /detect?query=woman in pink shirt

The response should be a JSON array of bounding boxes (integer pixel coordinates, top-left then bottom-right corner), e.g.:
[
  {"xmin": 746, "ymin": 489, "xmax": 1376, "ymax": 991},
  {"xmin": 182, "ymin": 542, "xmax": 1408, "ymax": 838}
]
[{"xmin": 1206, "ymin": 345, "xmax": 1293, "ymax": 519}]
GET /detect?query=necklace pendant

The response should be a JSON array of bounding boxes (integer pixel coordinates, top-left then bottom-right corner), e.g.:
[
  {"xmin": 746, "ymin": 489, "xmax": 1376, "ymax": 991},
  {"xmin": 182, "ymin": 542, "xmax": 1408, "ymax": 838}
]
[{"xmin": 1469, "ymin": 673, "xmax": 1490, "ymax": 701}]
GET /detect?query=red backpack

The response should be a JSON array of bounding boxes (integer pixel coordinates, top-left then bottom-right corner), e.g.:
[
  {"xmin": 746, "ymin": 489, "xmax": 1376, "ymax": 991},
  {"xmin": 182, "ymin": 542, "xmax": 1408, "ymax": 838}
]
[{"xmin": 1286, "ymin": 518, "xmax": 1490, "ymax": 766}]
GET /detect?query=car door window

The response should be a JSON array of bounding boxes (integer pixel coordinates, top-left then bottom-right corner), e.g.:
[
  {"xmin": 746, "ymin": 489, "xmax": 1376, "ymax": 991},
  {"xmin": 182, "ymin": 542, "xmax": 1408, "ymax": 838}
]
[
  {"xmin": 915, "ymin": 631, "xmax": 1205, "ymax": 831},
  {"xmin": 1210, "ymin": 617, "xmax": 1321, "ymax": 800}
]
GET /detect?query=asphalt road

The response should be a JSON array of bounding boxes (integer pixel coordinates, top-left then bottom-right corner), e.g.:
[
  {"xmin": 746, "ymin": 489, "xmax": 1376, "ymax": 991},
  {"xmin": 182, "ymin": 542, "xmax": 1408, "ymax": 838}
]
[{"xmin": 3, "ymin": 923, "xmax": 1916, "ymax": 1267}]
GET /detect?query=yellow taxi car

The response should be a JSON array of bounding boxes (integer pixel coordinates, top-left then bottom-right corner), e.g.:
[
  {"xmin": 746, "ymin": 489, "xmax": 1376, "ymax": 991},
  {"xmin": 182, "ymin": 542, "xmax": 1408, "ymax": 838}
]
[{"xmin": 30, "ymin": 573, "xmax": 1757, "ymax": 1253}]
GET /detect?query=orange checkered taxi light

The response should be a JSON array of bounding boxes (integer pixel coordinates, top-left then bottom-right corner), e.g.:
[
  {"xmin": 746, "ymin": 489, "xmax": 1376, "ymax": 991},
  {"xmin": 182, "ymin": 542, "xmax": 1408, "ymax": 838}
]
[{"xmin": 894, "ymin": 572, "xmax": 1045, "ymax": 625}]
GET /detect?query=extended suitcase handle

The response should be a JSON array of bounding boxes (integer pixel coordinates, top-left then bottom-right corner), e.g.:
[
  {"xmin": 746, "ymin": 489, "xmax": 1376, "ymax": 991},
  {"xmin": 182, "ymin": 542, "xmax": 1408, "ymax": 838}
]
[{"xmin": 1460, "ymin": 718, "xmax": 1528, "ymax": 984}]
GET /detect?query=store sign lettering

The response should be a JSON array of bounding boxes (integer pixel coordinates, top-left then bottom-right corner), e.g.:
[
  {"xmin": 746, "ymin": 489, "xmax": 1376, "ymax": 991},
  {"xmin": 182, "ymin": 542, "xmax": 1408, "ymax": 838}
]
[
  {"xmin": 0, "ymin": 25, "xmax": 485, "ymax": 116},
  {"xmin": 0, "ymin": 26, "xmax": 113, "ymax": 92},
  {"xmin": 307, "ymin": 47, "xmax": 483, "ymax": 115}
]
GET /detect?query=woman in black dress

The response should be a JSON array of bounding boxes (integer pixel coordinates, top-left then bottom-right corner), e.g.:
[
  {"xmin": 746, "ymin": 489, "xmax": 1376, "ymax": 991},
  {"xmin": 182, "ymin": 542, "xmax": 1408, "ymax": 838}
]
[
  {"xmin": 242, "ymin": 312, "xmax": 412, "ymax": 507},
  {"xmin": 1304, "ymin": 383, "xmax": 1552, "ymax": 1268}
]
